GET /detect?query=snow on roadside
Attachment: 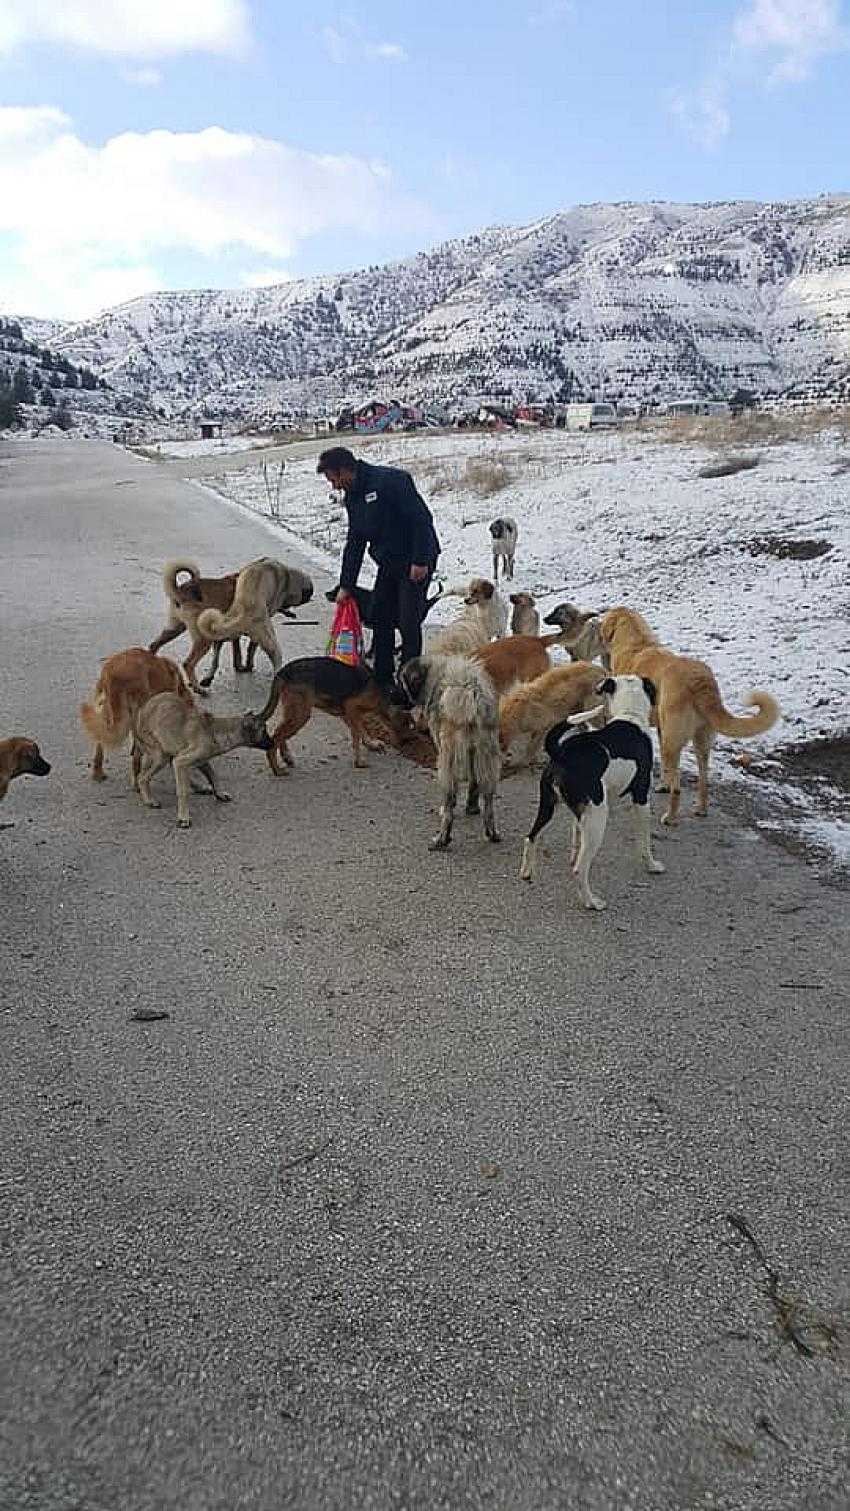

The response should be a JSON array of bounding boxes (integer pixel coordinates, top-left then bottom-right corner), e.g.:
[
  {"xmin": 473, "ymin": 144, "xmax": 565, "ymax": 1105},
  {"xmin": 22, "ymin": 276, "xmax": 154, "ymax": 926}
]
[
  {"xmin": 148, "ymin": 435, "xmax": 275, "ymax": 460},
  {"xmin": 199, "ymin": 426, "xmax": 850, "ymax": 863}
]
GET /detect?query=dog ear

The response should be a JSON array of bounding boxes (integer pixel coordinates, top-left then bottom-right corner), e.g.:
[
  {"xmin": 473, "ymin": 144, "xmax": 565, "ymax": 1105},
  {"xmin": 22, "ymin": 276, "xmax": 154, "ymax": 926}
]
[
  {"xmin": 641, "ymin": 677, "xmax": 657, "ymax": 706},
  {"xmin": 481, "ymin": 581, "xmax": 495, "ymax": 600},
  {"xmin": 509, "ymin": 593, "xmax": 519, "ymax": 604},
  {"xmin": 595, "ymin": 678, "xmax": 616, "ymax": 696}
]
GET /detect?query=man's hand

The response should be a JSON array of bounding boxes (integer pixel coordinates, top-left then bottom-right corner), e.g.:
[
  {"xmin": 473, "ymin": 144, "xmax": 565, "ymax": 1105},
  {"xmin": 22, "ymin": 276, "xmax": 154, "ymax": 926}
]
[
  {"xmin": 336, "ymin": 588, "xmax": 351, "ymax": 603},
  {"xmin": 409, "ymin": 564, "xmax": 428, "ymax": 584}
]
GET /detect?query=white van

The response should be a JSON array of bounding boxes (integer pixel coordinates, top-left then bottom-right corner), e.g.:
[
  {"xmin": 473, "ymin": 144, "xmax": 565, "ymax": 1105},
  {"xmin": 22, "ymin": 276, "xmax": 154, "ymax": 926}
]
[{"xmin": 565, "ymin": 402, "xmax": 619, "ymax": 432}]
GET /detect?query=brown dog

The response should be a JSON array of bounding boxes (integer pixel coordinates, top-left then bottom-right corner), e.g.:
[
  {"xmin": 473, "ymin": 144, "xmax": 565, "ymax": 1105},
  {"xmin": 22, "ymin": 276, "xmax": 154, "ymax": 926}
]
[
  {"xmin": 0, "ymin": 738, "xmax": 51, "ymax": 802},
  {"xmin": 499, "ymin": 661, "xmax": 602, "ymax": 765},
  {"xmin": 509, "ymin": 592, "xmax": 540, "ymax": 636},
  {"xmin": 599, "ymin": 607, "xmax": 780, "ymax": 824},
  {"xmin": 80, "ymin": 648, "xmax": 193, "ymax": 785},
  {"xmin": 258, "ymin": 656, "xmax": 409, "ymax": 772},
  {"xmin": 149, "ymin": 560, "xmax": 250, "ymax": 694},
  {"xmin": 471, "ymin": 629, "xmax": 575, "ymax": 693}
]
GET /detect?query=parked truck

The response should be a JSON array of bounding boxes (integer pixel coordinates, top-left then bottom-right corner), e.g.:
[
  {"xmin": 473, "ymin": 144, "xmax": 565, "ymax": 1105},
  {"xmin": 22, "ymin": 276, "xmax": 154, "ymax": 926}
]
[{"xmin": 563, "ymin": 402, "xmax": 619, "ymax": 432}]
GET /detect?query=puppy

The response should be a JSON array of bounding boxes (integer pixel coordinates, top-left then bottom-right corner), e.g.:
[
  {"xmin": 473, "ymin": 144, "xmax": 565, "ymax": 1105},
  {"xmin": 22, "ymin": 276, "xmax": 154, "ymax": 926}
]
[
  {"xmin": 472, "ymin": 627, "xmax": 580, "ymax": 694},
  {"xmin": 0, "ymin": 738, "xmax": 51, "ymax": 802},
  {"xmin": 133, "ymin": 693, "xmax": 273, "ymax": 829},
  {"xmin": 429, "ymin": 578, "xmax": 508, "ymax": 655},
  {"xmin": 399, "ymin": 654, "xmax": 501, "ymax": 851},
  {"xmin": 510, "ymin": 592, "xmax": 539, "ymax": 637},
  {"xmin": 520, "ymin": 675, "xmax": 665, "ymax": 911},
  {"xmin": 599, "ymin": 607, "xmax": 780, "ymax": 825},
  {"xmin": 197, "ymin": 558, "xmax": 314, "ymax": 674},
  {"xmin": 490, "ymin": 517, "xmax": 518, "ymax": 580},
  {"xmin": 258, "ymin": 656, "xmax": 412, "ymax": 772},
  {"xmin": 543, "ymin": 603, "xmax": 607, "ymax": 665},
  {"xmin": 499, "ymin": 661, "xmax": 602, "ymax": 765},
  {"xmin": 80, "ymin": 648, "xmax": 192, "ymax": 785},
  {"xmin": 149, "ymin": 560, "xmax": 246, "ymax": 694}
]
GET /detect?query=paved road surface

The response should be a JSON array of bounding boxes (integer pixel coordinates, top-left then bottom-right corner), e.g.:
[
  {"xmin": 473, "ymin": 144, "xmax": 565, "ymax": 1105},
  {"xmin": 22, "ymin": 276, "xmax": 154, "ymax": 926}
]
[{"xmin": 2, "ymin": 440, "xmax": 847, "ymax": 1511}]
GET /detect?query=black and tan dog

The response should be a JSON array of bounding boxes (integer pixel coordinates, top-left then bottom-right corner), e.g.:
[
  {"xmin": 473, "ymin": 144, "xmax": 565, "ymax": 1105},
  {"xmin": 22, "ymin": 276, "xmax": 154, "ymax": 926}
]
[
  {"xmin": 259, "ymin": 656, "xmax": 419, "ymax": 773},
  {"xmin": 0, "ymin": 738, "xmax": 51, "ymax": 802}
]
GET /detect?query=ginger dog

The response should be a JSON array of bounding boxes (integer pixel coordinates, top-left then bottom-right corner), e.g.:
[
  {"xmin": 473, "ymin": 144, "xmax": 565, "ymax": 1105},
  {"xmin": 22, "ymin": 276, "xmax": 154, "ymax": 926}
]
[
  {"xmin": 598, "ymin": 607, "xmax": 780, "ymax": 825},
  {"xmin": 80, "ymin": 648, "xmax": 192, "ymax": 785},
  {"xmin": 499, "ymin": 661, "xmax": 602, "ymax": 766}
]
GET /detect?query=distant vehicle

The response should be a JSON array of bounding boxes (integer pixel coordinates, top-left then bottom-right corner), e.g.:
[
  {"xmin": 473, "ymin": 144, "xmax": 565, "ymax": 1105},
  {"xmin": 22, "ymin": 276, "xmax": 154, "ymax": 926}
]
[
  {"xmin": 664, "ymin": 399, "xmax": 730, "ymax": 418},
  {"xmin": 564, "ymin": 402, "xmax": 619, "ymax": 432}
]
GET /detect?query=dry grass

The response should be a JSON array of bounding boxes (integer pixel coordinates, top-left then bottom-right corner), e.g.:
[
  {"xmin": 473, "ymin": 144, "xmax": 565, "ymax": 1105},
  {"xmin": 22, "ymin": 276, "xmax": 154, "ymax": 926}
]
[
  {"xmin": 652, "ymin": 405, "xmax": 850, "ymax": 448},
  {"xmin": 698, "ymin": 453, "xmax": 760, "ymax": 478}
]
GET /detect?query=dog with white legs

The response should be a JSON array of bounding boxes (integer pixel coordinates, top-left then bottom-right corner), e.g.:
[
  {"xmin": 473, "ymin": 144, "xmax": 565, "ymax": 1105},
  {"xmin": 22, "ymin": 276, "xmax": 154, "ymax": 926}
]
[{"xmin": 519, "ymin": 675, "xmax": 665, "ymax": 911}]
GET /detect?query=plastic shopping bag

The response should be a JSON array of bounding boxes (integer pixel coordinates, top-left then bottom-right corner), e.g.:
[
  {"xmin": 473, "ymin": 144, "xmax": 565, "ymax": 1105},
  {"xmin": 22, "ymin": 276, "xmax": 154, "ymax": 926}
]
[{"xmin": 326, "ymin": 595, "xmax": 365, "ymax": 666}]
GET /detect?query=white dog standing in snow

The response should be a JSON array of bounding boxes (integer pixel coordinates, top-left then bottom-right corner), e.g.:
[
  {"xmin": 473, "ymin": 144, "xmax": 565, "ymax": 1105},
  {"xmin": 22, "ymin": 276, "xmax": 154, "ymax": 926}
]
[{"xmin": 489, "ymin": 517, "xmax": 518, "ymax": 580}]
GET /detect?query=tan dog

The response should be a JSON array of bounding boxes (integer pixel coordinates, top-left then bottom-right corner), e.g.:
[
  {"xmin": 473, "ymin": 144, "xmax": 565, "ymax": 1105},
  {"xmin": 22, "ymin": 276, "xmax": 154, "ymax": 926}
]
[
  {"xmin": 509, "ymin": 592, "xmax": 540, "ymax": 636},
  {"xmin": 197, "ymin": 558, "xmax": 314, "ymax": 674},
  {"xmin": 0, "ymin": 738, "xmax": 51, "ymax": 802},
  {"xmin": 599, "ymin": 607, "xmax": 780, "ymax": 825},
  {"xmin": 133, "ymin": 692, "xmax": 273, "ymax": 828},
  {"xmin": 80, "ymin": 648, "xmax": 192, "ymax": 785},
  {"xmin": 499, "ymin": 662, "xmax": 602, "ymax": 766},
  {"xmin": 471, "ymin": 629, "xmax": 575, "ymax": 693},
  {"xmin": 149, "ymin": 560, "xmax": 249, "ymax": 694},
  {"xmin": 543, "ymin": 603, "xmax": 607, "ymax": 664},
  {"xmin": 428, "ymin": 578, "xmax": 508, "ymax": 655}
]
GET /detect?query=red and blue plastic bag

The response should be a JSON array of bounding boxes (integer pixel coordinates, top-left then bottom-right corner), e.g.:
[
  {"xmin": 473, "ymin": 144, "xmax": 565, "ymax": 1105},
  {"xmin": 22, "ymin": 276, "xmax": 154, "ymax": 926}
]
[{"xmin": 326, "ymin": 596, "xmax": 365, "ymax": 666}]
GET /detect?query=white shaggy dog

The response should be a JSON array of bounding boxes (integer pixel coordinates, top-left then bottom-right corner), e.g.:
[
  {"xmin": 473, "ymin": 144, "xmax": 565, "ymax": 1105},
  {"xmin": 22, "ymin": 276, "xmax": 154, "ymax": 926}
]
[
  {"xmin": 489, "ymin": 517, "xmax": 518, "ymax": 580},
  {"xmin": 428, "ymin": 578, "xmax": 508, "ymax": 656},
  {"xmin": 399, "ymin": 654, "xmax": 502, "ymax": 851},
  {"xmin": 519, "ymin": 675, "xmax": 665, "ymax": 911}
]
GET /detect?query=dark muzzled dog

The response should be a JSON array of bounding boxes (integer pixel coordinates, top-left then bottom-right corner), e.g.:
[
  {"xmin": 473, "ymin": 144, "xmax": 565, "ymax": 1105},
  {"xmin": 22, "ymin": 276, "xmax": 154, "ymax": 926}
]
[
  {"xmin": 0, "ymin": 738, "xmax": 51, "ymax": 802},
  {"xmin": 519, "ymin": 675, "xmax": 665, "ymax": 910}
]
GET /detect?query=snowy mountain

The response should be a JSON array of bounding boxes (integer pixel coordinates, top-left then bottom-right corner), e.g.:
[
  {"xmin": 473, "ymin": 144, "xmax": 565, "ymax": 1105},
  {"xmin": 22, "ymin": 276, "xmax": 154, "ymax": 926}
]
[{"xmin": 20, "ymin": 195, "xmax": 850, "ymax": 420}]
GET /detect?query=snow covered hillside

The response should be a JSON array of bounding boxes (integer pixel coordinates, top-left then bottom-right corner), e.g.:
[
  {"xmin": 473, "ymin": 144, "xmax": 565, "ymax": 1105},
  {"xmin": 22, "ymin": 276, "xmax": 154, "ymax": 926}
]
[
  {"xmin": 20, "ymin": 195, "xmax": 850, "ymax": 424},
  {"xmin": 198, "ymin": 420, "xmax": 850, "ymax": 866}
]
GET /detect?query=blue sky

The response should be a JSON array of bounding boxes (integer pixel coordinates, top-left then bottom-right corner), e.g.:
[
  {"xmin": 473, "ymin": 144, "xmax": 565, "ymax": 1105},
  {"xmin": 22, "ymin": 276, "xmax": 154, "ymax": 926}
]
[{"xmin": 0, "ymin": 0, "xmax": 848, "ymax": 317}]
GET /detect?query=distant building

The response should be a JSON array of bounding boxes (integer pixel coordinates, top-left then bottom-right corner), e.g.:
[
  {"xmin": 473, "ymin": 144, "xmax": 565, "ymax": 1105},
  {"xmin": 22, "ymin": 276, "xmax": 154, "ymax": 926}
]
[
  {"xmin": 199, "ymin": 421, "xmax": 222, "ymax": 440},
  {"xmin": 664, "ymin": 400, "xmax": 730, "ymax": 418}
]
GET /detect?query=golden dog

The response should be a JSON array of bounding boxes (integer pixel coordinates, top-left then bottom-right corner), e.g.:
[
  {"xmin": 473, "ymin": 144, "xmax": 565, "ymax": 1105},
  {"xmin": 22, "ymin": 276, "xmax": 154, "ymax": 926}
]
[
  {"xmin": 599, "ymin": 607, "xmax": 780, "ymax": 824},
  {"xmin": 499, "ymin": 661, "xmax": 602, "ymax": 766},
  {"xmin": 80, "ymin": 648, "xmax": 192, "ymax": 785}
]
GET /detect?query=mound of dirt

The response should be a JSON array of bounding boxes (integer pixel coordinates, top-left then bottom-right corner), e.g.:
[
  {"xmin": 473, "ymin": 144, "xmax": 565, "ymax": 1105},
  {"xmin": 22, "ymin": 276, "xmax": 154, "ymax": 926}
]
[{"xmin": 743, "ymin": 535, "xmax": 832, "ymax": 561}]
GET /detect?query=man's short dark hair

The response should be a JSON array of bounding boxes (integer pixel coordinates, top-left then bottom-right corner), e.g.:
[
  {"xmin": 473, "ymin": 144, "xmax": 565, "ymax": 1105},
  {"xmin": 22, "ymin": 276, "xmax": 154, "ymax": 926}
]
[{"xmin": 317, "ymin": 446, "xmax": 356, "ymax": 476}]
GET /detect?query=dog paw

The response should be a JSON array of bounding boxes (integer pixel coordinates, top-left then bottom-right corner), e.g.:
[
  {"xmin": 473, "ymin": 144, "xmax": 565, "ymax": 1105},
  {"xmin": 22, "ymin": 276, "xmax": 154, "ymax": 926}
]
[
  {"xmin": 177, "ymin": 817, "xmax": 192, "ymax": 829},
  {"xmin": 646, "ymin": 859, "xmax": 666, "ymax": 874},
  {"xmin": 465, "ymin": 802, "xmax": 480, "ymax": 816},
  {"xmin": 584, "ymin": 895, "xmax": 607, "ymax": 912},
  {"xmin": 215, "ymin": 791, "xmax": 232, "ymax": 804},
  {"xmin": 194, "ymin": 686, "xmax": 209, "ymax": 699},
  {"xmin": 693, "ymin": 807, "xmax": 708, "ymax": 818},
  {"xmin": 486, "ymin": 828, "xmax": 502, "ymax": 844},
  {"xmin": 428, "ymin": 834, "xmax": 451, "ymax": 852},
  {"xmin": 655, "ymin": 780, "xmax": 670, "ymax": 793},
  {"xmin": 91, "ymin": 770, "xmax": 107, "ymax": 783},
  {"xmin": 660, "ymin": 812, "xmax": 679, "ymax": 828}
]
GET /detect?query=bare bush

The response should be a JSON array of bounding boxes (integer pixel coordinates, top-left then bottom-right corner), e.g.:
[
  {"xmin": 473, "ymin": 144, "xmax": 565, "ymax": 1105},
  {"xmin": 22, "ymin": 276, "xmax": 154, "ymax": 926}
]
[
  {"xmin": 698, "ymin": 454, "xmax": 760, "ymax": 478},
  {"xmin": 461, "ymin": 457, "xmax": 511, "ymax": 496},
  {"xmin": 654, "ymin": 406, "xmax": 850, "ymax": 448}
]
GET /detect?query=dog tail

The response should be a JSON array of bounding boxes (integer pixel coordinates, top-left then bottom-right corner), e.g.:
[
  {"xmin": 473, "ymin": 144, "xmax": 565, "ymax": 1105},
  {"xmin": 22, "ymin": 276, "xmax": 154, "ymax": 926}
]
[
  {"xmin": 694, "ymin": 685, "xmax": 780, "ymax": 738},
  {"xmin": 80, "ymin": 681, "xmax": 129, "ymax": 749},
  {"xmin": 196, "ymin": 606, "xmax": 242, "ymax": 642},
  {"xmin": 163, "ymin": 559, "xmax": 201, "ymax": 601},
  {"xmin": 257, "ymin": 673, "xmax": 284, "ymax": 725}
]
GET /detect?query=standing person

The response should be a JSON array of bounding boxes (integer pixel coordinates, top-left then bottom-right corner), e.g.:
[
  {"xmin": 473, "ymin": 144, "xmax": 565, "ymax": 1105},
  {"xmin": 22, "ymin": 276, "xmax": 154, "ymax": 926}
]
[{"xmin": 317, "ymin": 446, "xmax": 441, "ymax": 690}]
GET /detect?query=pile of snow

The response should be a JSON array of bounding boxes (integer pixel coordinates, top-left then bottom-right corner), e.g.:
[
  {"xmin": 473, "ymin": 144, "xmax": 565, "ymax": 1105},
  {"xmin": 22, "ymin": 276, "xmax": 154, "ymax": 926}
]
[{"xmin": 199, "ymin": 425, "xmax": 850, "ymax": 863}]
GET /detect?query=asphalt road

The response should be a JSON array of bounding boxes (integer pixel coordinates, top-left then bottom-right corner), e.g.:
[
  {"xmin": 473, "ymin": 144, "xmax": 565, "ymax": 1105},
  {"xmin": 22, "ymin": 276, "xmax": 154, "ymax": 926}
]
[{"xmin": 1, "ymin": 439, "xmax": 848, "ymax": 1511}]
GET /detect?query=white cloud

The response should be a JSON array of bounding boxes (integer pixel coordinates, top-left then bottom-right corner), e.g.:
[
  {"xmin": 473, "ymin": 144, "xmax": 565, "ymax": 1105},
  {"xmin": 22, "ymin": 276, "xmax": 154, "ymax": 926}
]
[
  {"xmin": 323, "ymin": 18, "xmax": 409, "ymax": 64},
  {"xmin": 668, "ymin": 79, "xmax": 731, "ymax": 148},
  {"xmin": 732, "ymin": 0, "xmax": 847, "ymax": 81},
  {"xmin": 365, "ymin": 41, "xmax": 408, "ymax": 61},
  {"xmin": 529, "ymin": 0, "xmax": 574, "ymax": 24},
  {"xmin": 0, "ymin": 0, "xmax": 250, "ymax": 58},
  {"xmin": 0, "ymin": 107, "xmax": 430, "ymax": 318},
  {"xmin": 240, "ymin": 267, "xmax": 294, "ymax": 288},
  {"xmin": 121, "ymin": 67, "xmax": 164, "ymax": 87}
]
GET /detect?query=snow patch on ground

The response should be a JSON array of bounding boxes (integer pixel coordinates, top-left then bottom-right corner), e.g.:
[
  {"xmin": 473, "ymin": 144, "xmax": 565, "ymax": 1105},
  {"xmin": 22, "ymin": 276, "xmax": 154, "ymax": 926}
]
[
  {"xmin": 148, "ymin": 435, "xmax": 275, "ymax": 459},
  {"xmin": 198, "ymin": 427, "xmax": 850, "ymax": 864}
]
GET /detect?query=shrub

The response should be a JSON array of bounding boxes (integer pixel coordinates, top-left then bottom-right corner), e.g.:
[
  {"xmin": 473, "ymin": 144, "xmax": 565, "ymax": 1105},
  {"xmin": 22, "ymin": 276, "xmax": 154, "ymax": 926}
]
[{"xmin": 698, "ymin": 454, "xmax": 760, "ymax": 478}]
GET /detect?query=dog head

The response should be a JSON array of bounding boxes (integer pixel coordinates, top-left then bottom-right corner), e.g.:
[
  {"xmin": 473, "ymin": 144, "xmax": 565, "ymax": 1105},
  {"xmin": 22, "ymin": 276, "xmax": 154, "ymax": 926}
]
[
  {"xmin": 509, "ymin": 592, "xmax": 535, "ymax": 610},
  {"xmin": 598, "ymin": 607, "xmax": 655, "ymax": 654},
  {"xmin": 398, "ymin": 657, "xmax": 430, "ymax": 705},
  {"xmin": 594, "ymin": 674, "xmax": 656, "ymax": 728},
  {"xmin": 241, "ymin": 713, "xmax": 274, "ymax": 751},
  {"xmin": 489, "ymin": 519, "xmax": 506, "ymax": 540},
  {"xmin": 464, "ymin": 577, "xmax": 496, "ymax": 607},
  {"xmin": 8, "ymin": 739, "xmax": 51, "ymax": 779},
  {"xmin": 282, "ymin": 566, "xmax": 314, "ymax": 608},
  {"xmin": 543, "ymin": 602, "xmax": 598, "ymax": 635}
]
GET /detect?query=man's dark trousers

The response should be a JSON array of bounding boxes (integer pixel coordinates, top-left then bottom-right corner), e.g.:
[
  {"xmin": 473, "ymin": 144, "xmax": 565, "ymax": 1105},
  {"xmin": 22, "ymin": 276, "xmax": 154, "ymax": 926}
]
[{"xmin": 371, "ymin": 567, "xmax": 431, "ymax": 687}]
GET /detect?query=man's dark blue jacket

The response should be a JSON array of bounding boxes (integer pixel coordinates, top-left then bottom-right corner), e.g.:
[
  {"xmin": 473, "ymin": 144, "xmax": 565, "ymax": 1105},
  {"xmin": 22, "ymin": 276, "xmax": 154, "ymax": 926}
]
[{"xmin": 339, "ymin": 460, "xmax": 441, "ymax": 589}]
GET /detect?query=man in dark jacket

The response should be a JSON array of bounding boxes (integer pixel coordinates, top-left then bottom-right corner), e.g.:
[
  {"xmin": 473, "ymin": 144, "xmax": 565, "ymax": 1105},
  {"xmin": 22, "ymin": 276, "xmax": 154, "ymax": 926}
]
[{"xmin": 317, "ymin": 446, "xmax": 441, "ymax": 688}]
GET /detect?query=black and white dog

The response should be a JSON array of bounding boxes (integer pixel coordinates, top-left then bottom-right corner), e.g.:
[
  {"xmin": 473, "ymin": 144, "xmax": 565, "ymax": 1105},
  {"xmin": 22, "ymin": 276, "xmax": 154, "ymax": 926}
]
[
  {"xmin": 489, "ymin": 517, "xmax": 518, "ymax": 581},
  {"xmin": 519, "ymin": 675, "xmax": 665, "ymax": 911}
]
